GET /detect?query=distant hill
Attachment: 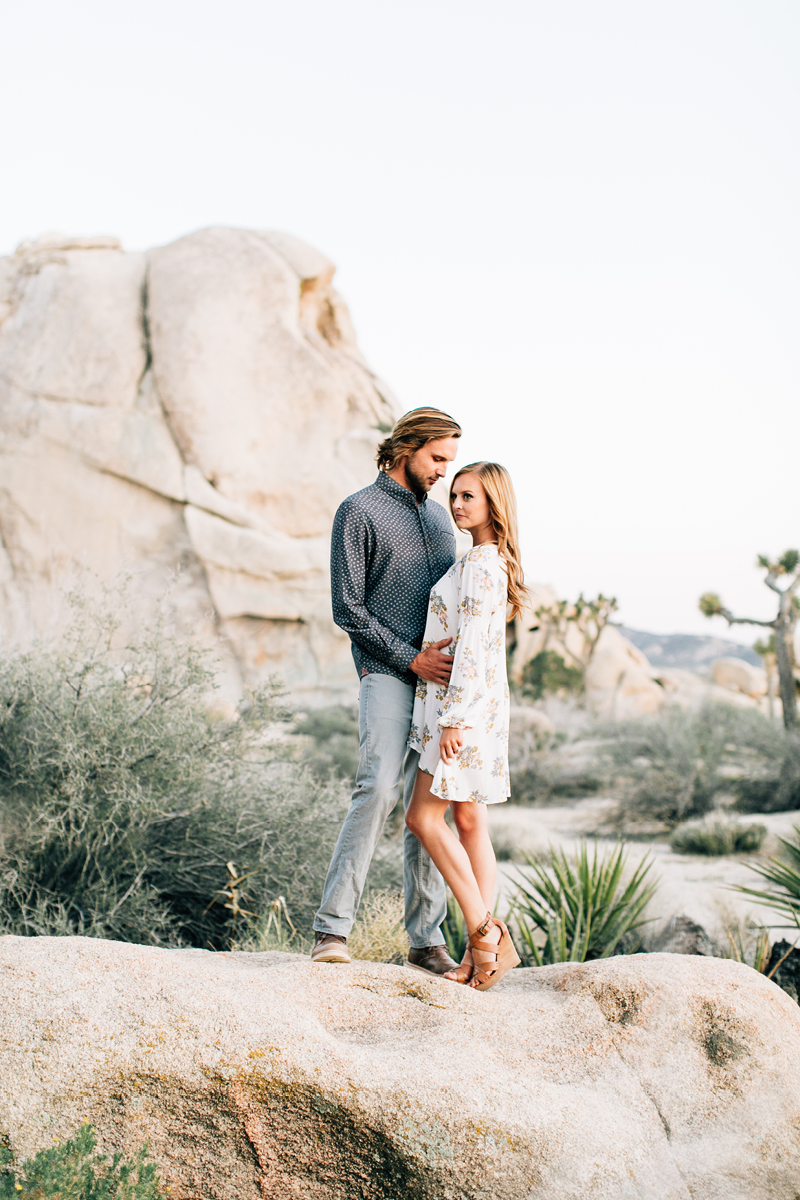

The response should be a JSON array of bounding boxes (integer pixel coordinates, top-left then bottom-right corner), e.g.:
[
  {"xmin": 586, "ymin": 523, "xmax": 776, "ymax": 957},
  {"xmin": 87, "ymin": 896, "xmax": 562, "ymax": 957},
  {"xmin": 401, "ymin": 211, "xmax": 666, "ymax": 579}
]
[{"xmin": 618, "ymin": 627, "xmax": 762, "ymax": 671}]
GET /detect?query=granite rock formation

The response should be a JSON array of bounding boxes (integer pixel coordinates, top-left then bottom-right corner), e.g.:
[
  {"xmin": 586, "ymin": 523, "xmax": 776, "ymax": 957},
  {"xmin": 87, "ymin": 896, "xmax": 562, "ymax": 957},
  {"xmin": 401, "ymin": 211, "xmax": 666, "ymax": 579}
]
[
  {"xmin": 1, "ymin": 937, "xmax": 799, "ymax": 1199},
  {"xmin": 0, "ymin": 229, "xmax": 397, "ymax": 702}
]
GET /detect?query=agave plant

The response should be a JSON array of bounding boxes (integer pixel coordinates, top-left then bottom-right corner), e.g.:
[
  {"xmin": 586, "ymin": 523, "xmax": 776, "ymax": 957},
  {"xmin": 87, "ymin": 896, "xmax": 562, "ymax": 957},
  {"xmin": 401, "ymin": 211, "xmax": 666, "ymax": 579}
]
[
  {"xmin": 734, "ymin": 825, "xmax": 800, "ymax": 928},
  {"xmin": 510, "ymin": 840, "xmax": 658, "ymax": 965},
  {"xmin": 442, "ymin": 890, "xmax": 467, "ymax": 962}
]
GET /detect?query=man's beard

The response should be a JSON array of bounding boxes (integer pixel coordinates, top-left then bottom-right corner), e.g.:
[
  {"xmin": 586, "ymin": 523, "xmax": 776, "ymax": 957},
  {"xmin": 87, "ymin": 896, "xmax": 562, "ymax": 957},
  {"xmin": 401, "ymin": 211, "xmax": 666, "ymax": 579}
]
[{"xmin": 404, "ymin": 458, "xmax": 432, "ymax": 499}]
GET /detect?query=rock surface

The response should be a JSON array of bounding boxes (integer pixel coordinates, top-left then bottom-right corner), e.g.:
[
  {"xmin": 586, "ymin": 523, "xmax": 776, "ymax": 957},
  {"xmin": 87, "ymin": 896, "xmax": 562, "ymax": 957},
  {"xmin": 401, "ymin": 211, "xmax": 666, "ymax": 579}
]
[
  {"xmin": 711, "ymin": 656, "xmax": 768, "ymax": 699},
  {"xmin": 507, "ymin": 596, "xmax": 665, "ymax": 719},
  {"xmin": 2, "ymin": 936, "xmax": 799, "ymax": 1199},
  {"xmin": 583, "ymin": 626, "xmax": 665, "ymax": 718},
  {"xmin": 0, "ymin": 229, "xmax": 398, "ymax": 702}
]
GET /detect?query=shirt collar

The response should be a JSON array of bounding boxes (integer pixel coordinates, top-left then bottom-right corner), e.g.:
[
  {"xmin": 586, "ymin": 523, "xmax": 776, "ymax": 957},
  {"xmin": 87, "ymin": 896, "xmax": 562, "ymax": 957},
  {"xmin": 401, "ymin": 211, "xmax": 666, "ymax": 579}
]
[{"xmin": 375, "ymin": 470, "xmax": 426, "ymax": 508}]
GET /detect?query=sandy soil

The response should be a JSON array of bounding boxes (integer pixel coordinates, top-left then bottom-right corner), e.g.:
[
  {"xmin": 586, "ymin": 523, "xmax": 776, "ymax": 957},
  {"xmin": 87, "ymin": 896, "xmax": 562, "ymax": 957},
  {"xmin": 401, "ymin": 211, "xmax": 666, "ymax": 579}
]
[{"xmin": 490, "ymin": 799, "xmax": 800, "ymax": 945}]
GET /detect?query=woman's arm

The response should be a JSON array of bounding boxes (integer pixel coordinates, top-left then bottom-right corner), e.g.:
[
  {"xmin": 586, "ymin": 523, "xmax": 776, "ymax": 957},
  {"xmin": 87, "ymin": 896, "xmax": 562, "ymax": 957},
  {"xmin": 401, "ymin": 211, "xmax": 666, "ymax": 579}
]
[{"xmin": 437, "ymin": 552, "xmax": 496, "ymax": 758}]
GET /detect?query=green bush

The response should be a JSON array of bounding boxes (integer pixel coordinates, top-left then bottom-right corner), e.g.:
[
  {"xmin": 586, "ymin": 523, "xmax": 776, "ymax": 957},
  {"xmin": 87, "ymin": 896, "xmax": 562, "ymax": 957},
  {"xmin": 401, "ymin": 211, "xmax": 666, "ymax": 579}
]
[
  {"xmin": 734, "ymin": 733, "xmax": 800, "ymax": 813},
  {"xmin": 670, "ymin": 817, "xmax": 766, "ymax": 856},
  {"xmin": 511, "ymin": 840, "xmax": 657, "ymax": 964},
  {"xmin": 0, "ymin": 590, "xmax": 348, "ymax": 946},
  {"xmin": 506, "ymin": 710, "xmax": 602, "ymax": 806},
  {"xmin": 293, "ymin": 705, "xmax": 360, "ymax": 782},
  {"xmin": 521, "ymin": 651, "xmax": 584, "ymax": 701},
  {"xmin": 0, "ymin": 1123, "xmax": 163, "ymax": 1199},
  {"xmin": 601, "ymin": 703, "xmax": 788, "ymax": 826}
]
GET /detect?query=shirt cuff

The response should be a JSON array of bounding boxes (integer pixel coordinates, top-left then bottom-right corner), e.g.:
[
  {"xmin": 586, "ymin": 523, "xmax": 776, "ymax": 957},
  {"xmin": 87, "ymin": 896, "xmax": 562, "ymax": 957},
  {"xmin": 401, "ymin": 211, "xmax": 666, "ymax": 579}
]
[{"xmin": 397, "ymin": 643, "xmax": 419, "ymax": 673}]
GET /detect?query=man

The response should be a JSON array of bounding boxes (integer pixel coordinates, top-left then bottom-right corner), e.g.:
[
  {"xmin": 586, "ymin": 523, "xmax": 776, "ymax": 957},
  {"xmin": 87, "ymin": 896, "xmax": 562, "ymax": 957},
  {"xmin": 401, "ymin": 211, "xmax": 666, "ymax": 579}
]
[{"xmin": 311, "ymin": 407, "xmax": 462, "ymax": 974}]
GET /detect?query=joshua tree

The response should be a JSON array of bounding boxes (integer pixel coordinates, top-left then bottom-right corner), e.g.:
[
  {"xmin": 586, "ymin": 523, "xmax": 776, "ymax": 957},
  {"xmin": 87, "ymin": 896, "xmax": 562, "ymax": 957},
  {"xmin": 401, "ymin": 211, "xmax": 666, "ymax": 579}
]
[
  {"xmin": 700, "ymin": 550, "xmax": 800, "ymax": 729},
  {"xmin": 753, "ymin": 634, "xmax": 777, "ymax": 722},
  {"xmin": 531, "ymin": 594, "xmax": 618, "ymax": 671}
]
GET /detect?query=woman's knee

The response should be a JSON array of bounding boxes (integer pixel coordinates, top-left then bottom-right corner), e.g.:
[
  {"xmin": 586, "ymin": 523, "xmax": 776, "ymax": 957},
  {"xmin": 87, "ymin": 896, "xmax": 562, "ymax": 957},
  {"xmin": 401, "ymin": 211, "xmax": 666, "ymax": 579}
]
[
  {"xmin": 406, "ymin": 800, "xmax": 444, "ymax": 840},
  {"xmin": 405, "ymin": 805, "xmax": 427, "ymax": 838},
  {"xmin": 451, "ymin": 802, "xmax": 485, "ymax": 836}
]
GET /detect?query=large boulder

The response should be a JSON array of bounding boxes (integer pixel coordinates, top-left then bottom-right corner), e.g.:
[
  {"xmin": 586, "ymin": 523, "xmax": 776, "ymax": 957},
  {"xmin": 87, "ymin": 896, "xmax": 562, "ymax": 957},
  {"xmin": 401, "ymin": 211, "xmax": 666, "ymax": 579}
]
[
  {"xmin": 0, "ymin": 229, "xmax": 398, "ymax": 703},
  {"xmin": 655, "ymin": 667, "xmax": 767, "ymax": 712},
  {"xmin": 1, "ymin": 936, "xmax": 799, "ymax": 1199},
  {"xmin": 711, "ymin": 657, "xmax": 768, "ymax": 699},
  {"xmin": 584, "ymin": 626, "xmax": 665, "ymax": 719}
]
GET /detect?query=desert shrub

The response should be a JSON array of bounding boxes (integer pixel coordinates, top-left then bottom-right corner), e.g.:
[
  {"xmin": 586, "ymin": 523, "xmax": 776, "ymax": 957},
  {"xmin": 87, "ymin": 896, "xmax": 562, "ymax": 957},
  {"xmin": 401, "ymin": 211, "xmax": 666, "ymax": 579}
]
[
  {"xmin": 721, "ymin": 920, "xmax": 772, "ymax": 973},
  {"xmin": 347, "ymin": 890, "xmax": 408, "ymax": 963},
  {"xmin": 293, "ymin": 704, "xmax": 360, "ymax": 782},
  {"xmin": 239, "ymin": 889, "xmax": 410, "ymax": 963},
  {"xmin": 670, "ymin": 817, "xmax": 766, "ymax": 856},
  {"xmin": 601, "ymin": 702, "xmax": 787, "ymax": 826},
  {"xmin": 510, "ymin": 841, "xmax": 658, "ymax": 965},
  {"xmin": 233, "ymin": 895, "xmax": 308, "ymax": 953},
  {"xmin": 0, "ymin": 591, "xmax": 348, "ymax": 947},
  {"xmin": 508, "ymin": 711, "xmax": 601, "ymax": 806},
  {"xmin": 507, "ymin": 756, "xmax": 556, "ymax": 806},
  {"xmin": 0, "ymin": 1123, "xmax": 163, "ymax": 1199},
  {"xmin": 734, "ymin": 733, "xmax": 800, "ymax": 813},
  {"xmin": 520, "ymin": 651, "xmax": 584, "ymax": 701}
]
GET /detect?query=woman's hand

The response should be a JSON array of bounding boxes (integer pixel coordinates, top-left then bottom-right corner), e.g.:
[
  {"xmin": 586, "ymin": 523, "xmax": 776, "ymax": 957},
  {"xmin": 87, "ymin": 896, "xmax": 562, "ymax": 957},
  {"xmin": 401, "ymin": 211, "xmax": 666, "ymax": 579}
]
[{"xmin": 440, "ymin": 726, "xmax": 469, "ymax": 764}]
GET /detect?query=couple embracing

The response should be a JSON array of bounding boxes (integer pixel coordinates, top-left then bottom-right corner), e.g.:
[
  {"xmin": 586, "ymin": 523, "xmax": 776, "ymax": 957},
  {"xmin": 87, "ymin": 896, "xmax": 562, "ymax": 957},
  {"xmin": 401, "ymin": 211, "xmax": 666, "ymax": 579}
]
[{"xmin": 311, "ymin": 408, "xmax": 527, "ymax": 990}]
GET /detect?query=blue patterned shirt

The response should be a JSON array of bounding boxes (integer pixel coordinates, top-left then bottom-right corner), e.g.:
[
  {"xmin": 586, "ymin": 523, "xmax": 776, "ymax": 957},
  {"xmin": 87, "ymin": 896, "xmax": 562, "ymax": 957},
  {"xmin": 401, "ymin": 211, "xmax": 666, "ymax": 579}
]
[{"xmin": 331, "ymin": 472, "xmax": 456, "ymax": 684}]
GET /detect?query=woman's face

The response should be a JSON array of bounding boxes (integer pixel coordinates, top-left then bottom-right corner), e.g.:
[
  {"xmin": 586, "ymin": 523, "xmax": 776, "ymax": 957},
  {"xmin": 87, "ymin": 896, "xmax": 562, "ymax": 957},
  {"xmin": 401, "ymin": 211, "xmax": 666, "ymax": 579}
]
[{"xmin": 450, "ymin": 472, "xmax": 492, "ymax": 537}]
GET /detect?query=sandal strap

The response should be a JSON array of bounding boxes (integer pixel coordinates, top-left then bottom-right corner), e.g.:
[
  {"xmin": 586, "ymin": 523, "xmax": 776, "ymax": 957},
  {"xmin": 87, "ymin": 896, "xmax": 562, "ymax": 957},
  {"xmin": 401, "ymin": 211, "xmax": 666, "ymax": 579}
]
[
  {"xmin": 469, "ymin": 937, "xmax": 500, "ymax": 955},
  {"xmin": 476, "ymin": 912, "xmax": 493, "ymax": 933}
]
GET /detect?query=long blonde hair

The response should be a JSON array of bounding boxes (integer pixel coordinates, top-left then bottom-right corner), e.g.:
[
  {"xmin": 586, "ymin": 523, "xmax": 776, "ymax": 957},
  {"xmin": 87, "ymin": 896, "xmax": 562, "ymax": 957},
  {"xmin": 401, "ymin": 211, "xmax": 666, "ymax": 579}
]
[{"xmin": 450, "ymin": 462, "xmax": 530, "ymax": 620}]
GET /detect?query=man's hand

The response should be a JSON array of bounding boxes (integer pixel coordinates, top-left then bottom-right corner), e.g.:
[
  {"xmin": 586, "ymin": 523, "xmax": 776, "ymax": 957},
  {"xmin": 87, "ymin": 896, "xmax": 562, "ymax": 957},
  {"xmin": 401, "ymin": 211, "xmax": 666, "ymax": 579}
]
[
  {"xmin": 440, "ymin": 726, "xmax": 467, "ymax": 764},
  {"xmin": 409, "ymin": 638, "xmax": 453, "ymax": 685}
]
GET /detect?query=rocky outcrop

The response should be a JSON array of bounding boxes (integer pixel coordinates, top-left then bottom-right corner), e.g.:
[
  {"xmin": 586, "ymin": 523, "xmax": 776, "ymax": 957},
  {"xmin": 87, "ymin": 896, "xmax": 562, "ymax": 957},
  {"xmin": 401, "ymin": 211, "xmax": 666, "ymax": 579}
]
[
  {"xmin": 583, "ymin": 625, "xmax": 665, "ymax": 719},
  {"xmin": 2, "ymin": 936, "xmax": 799, "ymax": 1199},
  {"xmin": 711, "ymin": 656, "xmax": 768, "ymax": 699},
  {"xmin": 0, "ymin": 229, "xmax": 397, "ymax": 702},
  {"xmin": 508, "ymin": 596, "xmax": 665, "ymax": 719}
]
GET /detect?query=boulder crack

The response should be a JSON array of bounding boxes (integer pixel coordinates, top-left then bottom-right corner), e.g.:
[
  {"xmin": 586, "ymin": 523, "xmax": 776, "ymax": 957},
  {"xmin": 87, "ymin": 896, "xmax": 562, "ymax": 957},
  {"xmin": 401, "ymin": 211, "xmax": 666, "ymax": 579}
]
[{"xmin": 584, "ymin": 988, "xmax": 691, "ymax": 1196}]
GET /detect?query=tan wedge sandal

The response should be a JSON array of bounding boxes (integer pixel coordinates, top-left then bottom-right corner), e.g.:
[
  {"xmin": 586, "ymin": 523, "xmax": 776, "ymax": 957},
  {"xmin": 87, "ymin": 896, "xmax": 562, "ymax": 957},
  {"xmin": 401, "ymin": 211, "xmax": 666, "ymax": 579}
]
[
  {"xmin": 444, "ymin": 947, "xmax": 473, "ymax": 984},
  {"xmin": 467, "ymin": 913, "xmax": 521, "ymax": 991}
]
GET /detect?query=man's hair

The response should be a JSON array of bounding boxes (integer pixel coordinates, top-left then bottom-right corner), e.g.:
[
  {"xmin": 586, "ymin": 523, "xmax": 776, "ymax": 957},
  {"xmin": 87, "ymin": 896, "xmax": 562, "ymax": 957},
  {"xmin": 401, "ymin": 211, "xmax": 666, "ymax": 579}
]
[{"xmin": 376, "ymin": 407, "xmax": 462, "ymax": 472}]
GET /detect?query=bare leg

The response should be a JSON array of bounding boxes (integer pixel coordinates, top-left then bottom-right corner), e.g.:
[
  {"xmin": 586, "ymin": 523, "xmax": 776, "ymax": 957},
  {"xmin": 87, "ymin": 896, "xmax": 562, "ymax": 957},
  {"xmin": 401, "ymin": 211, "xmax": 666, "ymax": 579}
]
[
  {"xmin": 406, "ymin": 770, "xmax": 500, "ymax": 983},
  {"xmin": 451, "ymin": 800, "xmax": 496, "ymax": 913}
]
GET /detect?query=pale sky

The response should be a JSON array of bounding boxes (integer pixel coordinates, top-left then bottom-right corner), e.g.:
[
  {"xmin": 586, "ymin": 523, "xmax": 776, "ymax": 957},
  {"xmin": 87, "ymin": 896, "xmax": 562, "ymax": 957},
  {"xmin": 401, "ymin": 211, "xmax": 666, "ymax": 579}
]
[{"xmin": 2, "ymin": 1, "xmax": 798, "ymax": 639}]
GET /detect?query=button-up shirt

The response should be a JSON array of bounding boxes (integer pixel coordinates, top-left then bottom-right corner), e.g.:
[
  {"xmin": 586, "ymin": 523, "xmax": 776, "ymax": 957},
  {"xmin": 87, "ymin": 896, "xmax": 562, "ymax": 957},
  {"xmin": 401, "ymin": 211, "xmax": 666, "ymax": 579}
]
[{"xmin": 331, "ymin": 471, "xmax": 456, "ymax": 684}]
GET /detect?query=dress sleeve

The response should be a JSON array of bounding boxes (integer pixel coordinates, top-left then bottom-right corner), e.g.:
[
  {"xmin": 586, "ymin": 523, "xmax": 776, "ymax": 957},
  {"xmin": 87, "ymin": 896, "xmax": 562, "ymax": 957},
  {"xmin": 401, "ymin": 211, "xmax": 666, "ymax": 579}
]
[{"xmin": 436, "ymin": 551, "xmax": 498, "ymax": 730}]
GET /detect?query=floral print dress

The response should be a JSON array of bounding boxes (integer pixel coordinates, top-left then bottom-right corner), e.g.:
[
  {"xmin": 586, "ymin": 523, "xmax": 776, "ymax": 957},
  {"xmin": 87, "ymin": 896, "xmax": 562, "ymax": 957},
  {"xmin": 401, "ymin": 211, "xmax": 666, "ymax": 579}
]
[{"xmin": 408, "ymin": 543, "xmax": 510, "ymax": 804}]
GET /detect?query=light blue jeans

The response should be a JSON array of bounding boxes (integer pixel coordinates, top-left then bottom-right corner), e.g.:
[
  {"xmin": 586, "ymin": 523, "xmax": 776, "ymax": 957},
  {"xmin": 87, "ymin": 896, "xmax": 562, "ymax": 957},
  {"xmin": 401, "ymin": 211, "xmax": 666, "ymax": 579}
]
[{"xmin": 313, "ymin": 672, "xmax": 447, "ymax": 948}]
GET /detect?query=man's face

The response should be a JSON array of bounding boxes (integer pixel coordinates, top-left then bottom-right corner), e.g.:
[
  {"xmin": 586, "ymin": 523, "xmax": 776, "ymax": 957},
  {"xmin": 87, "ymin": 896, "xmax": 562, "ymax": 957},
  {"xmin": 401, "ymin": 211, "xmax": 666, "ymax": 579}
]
[{"xmin": 404, "ymin": 437, "xmax": 460, "ymax": 495}]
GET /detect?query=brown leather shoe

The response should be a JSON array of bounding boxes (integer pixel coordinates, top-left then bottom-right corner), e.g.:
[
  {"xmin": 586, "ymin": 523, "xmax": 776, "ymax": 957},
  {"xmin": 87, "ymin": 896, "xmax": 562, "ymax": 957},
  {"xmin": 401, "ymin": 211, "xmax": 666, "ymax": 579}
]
[
  {"xmin": 404, "ymin": 944, "xmax": 459, "ymax": 977},
  {"xmin": 310, "ymin": 933, "xmax": 351, "ymax": 964}
]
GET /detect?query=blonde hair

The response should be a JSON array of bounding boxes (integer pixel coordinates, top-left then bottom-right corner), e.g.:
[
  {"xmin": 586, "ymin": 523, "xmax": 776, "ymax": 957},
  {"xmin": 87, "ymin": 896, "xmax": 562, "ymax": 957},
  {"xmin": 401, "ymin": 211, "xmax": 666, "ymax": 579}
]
[
  {"xmin": 450, "ymin": 462, "xmax": 530, "ymax": 620},
  {"xmin": 376, "ymin": 407, "xmax": 462, "ymax": 472}
]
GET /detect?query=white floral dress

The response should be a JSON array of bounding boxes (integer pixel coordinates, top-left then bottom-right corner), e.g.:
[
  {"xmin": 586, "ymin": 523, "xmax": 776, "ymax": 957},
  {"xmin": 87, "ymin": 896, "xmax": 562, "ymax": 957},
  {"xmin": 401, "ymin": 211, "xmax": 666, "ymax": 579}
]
[{"xmin": 408, "ymin": 543, "xmax": 510, "ymax": 804}]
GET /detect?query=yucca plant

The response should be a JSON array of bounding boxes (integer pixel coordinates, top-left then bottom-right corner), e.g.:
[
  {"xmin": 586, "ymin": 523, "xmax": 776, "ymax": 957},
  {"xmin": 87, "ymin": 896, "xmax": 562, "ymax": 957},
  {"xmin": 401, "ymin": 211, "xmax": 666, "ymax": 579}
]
[
  {"xmin": 510, "ymin": 841, "xmax": 658, "ymax": 965},
  {"xmin": 442, "ymin": 890, "xmax": 468, "ymax": 962},
  {"xmin": 722, "ymin": 920, "xmax": 772, "ymax": 973},
  {"xmin": 734, "ymin": 825, "xmax": 800, "ymax": 928}
]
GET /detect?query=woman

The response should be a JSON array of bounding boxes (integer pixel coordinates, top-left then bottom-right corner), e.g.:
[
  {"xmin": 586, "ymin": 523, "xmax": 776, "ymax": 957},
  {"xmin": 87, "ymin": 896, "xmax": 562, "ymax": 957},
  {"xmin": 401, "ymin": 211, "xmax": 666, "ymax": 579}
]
[{"xmin": 406, "ymin": 462, "xmax": 528, "ymax": 990}]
